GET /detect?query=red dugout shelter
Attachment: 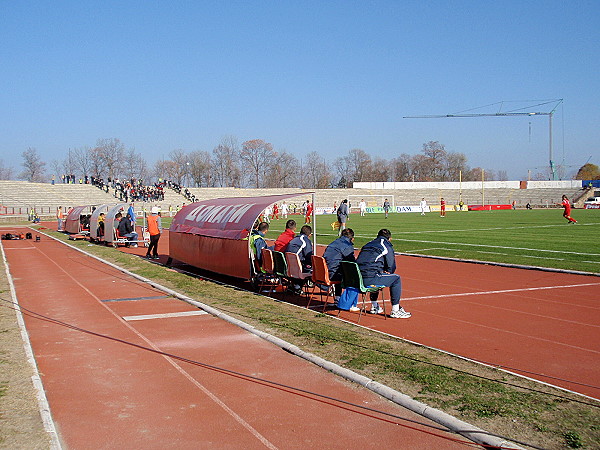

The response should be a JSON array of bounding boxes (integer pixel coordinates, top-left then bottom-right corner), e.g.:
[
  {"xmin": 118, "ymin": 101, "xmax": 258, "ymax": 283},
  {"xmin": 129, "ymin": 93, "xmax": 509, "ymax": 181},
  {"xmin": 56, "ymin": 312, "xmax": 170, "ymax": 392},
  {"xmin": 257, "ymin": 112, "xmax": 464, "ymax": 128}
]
[
  {"xmin": 64, "ymin": 205, "xmax": 92, "ymax": 235},
  {"xmin": 169, "ymin": 193, "xmax": 313, "ymax": 280}
]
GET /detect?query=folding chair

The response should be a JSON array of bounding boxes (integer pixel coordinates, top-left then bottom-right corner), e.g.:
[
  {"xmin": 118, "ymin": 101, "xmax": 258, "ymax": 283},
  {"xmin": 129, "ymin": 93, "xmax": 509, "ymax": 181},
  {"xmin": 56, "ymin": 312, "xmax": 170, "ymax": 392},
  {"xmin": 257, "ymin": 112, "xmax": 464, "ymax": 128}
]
[
  {"xmin": 285, "ymin": 252, "xmax": 312, "ymax": 304},
  {"xmin": 256, "ymin": 248, "xmax": 279, "ymax": 295},
  {"xmin": 271, "ymin": 250, "xmax": 291, "ymax": 297},
  {"xmin": 310, "ymin": 255, "xmax": 340, "ymax": 312},
  {"xmin": 340, "ymin": 261, "xmax": 387, "ymax": 323}
]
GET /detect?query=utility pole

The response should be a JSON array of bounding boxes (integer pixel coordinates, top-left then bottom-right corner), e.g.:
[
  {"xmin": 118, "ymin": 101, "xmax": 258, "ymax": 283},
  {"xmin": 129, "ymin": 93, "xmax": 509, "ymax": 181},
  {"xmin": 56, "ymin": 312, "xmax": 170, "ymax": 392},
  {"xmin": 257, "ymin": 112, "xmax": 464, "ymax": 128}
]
[{"xmin": 404, "ymin": 99, "xmax": 563, "ymax": 180}]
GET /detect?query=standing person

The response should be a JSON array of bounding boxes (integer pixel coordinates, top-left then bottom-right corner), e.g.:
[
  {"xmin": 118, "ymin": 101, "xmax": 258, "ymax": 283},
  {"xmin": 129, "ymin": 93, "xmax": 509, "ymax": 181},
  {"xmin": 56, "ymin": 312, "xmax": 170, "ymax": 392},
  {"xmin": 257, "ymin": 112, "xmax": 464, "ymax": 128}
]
[
  {"xmin": 323, "ymin": 228, "xmax": 357, "ymax": 308},
  {"xmin": 273, "ymin": 203, "xmax": 280, "ymax": 220},
  {"xmin": 145, "ymin": 206, "xmax": 162, "ymax": 259},
  {"xmin": 332, "ymin": 201, "xmax": 337, "ymax": 214},
  {"xmin": 336, "ymin": 199, "xmax": 349, "ymax": 234},
  {"xmin": 440, "ymin": 198, "xmax": 446, "ymax": 217},
  {"xmin": 359, "ymin": 199, "xmax": 367, "ymax": 217},
  {"xmin": 305, "ymin": 200, "xmax": 313, "ymax": 224},
  {"xmin": 56, "ymin": 206, "xmax": 64, "ymax": 231},
  {"xmin": 383, "ymin": 198, "xmax": 391, "ymax": 219},
  {"xmin": 419, "ymin": 198, "xmax": 428, "ymax": 215},
  {"xmin": 356, "ymin": 229, "xmax": 411, "ymax": 319},
  {"xmin": 281, "ymin": 201, "xmax": 288, "ymax": 219},
  {"xmin": 263, "ymin": 205, "xmax": 272, "ymax": 223},
  {"xmin": 559, "ymin": 195, "xmax": 577, "ymax": 224},
  {"xmin": 274, "ymin": 219, "xmax": 296, "ymax": 252}
]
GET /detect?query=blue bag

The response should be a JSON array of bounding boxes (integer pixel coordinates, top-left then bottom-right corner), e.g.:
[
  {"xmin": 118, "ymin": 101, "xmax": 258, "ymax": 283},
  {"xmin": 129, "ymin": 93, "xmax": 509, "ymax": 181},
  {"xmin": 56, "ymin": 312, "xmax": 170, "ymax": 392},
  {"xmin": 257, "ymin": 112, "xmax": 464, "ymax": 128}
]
[{"xmin": 338, "ymin": 287, "xmax": 359, "ymax": 310}]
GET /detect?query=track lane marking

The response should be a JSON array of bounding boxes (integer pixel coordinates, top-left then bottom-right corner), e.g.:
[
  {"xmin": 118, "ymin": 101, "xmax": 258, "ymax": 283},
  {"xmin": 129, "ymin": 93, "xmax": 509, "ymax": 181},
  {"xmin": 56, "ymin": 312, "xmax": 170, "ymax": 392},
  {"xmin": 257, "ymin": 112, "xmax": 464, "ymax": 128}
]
[
  {"xmin": 30, "ymin": 240, "xmax": 279, "ymax": 450},
  {"xmin": 123, "ymin": 310, "xmax": 208, "ymax": 321},
  {"xmin": 402, "ymin": 282, "xmax": 600, "ymax": 302}
]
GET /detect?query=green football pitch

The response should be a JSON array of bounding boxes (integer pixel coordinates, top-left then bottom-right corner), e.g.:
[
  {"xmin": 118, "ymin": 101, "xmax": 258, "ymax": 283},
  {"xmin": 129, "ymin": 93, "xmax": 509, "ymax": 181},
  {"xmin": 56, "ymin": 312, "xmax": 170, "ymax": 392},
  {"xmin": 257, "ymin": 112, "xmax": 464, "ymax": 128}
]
[{"xmin": 269, "ymin": 209, "xmax": 600, "ymax": 275}]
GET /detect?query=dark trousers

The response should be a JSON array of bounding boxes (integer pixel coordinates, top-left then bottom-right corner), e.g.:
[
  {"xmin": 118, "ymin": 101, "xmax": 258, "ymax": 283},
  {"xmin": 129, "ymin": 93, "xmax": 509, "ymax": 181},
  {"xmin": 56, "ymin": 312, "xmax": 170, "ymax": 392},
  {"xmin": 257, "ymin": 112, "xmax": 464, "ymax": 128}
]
[
  {"xmin": 362, "ymin": 273, "xmax": 402, "ymax": 306},
  {"xmin": 147, "ymin": 234, "xmax": 160, "ymax": 256}
]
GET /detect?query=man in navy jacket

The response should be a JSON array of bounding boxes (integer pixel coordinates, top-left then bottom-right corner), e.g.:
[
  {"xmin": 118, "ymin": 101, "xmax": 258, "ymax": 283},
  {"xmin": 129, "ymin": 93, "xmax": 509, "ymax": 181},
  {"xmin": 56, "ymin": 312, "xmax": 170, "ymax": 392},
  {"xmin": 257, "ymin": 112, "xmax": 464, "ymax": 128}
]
[
  {"xmin": 323, "ymin": 228, "xmax": 356, "ymax": 302},
  {"xmin": 356, "ymin": 229, "xmax": 411, "ymax": 319},
  {"xmin": 286, "ymin": 225, "xmax": 313, "ymax": 272}
]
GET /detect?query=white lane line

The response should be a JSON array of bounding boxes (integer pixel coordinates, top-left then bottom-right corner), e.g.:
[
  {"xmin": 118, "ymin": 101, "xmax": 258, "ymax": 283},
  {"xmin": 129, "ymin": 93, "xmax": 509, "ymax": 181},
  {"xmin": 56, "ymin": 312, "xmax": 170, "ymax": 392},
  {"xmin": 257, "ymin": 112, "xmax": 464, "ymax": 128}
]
[
  {"xmin": 392, "ymin": 237, "xmax": 600, "ymax": 256},
  {"xmin": 123, "ymin": 310, "xmax": 209, "ymax": 321},
  {"xmin": 402, "ymin": 282, "xmax": 600, "ymax": 302}
]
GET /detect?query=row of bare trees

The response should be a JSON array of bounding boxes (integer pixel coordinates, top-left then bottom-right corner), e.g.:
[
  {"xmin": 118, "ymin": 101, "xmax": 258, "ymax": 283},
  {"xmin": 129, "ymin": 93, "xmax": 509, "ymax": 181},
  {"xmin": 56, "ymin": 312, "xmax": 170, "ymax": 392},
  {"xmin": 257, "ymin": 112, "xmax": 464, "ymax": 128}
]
[{"xmin": 11, "ymin": 138, "xmax": 514, "ymax": 187}]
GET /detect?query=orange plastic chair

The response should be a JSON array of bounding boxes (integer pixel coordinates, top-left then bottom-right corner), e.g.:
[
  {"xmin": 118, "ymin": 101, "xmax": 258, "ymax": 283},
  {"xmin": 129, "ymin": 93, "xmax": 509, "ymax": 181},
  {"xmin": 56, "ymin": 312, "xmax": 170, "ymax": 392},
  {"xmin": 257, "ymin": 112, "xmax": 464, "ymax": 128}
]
[
  {"xmin": 284, "ymin": 252, "xmax": 312, "ymax": 303},
  {"xmin": 258, "ymin": 248, "xmax": 278, "ymax": 295},
  {"xmin": 310, "ymin": 255, "xmax": 341, "ymax": 312}
]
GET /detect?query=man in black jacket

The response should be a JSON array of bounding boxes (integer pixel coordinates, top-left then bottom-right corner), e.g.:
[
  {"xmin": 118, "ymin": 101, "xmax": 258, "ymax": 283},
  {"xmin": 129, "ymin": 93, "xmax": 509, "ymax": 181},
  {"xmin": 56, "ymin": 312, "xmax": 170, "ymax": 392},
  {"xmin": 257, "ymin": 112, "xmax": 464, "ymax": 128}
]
[{"xmin": 116, "ymin": 212, "xmax": 139, "ymax": 247}]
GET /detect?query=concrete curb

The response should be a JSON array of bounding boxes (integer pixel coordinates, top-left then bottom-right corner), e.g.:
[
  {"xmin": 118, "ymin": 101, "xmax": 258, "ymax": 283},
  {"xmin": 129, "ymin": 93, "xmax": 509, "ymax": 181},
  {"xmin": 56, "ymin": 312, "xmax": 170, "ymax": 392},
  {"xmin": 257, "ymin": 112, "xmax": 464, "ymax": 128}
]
[{"xmin": 40, "ymin": 229, "xmax": 524, "ymax": 449}]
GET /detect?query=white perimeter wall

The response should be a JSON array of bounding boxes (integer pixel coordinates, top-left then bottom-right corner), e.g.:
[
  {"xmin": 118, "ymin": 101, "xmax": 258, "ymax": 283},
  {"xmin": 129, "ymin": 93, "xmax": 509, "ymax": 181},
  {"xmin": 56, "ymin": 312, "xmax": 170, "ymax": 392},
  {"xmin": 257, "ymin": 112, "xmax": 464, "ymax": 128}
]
[{"xmin": 352, "ymin": 180, "xmax": 582, "ymax": 190}]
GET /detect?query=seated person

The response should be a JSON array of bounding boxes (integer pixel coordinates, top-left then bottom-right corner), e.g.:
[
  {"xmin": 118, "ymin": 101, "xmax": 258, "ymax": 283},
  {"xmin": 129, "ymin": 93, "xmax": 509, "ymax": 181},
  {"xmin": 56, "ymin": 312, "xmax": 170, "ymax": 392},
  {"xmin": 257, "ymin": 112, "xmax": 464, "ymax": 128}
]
[
  {"xmin": 323, "ymin": 228, "xmax": 356, "ymax": 303},
  {"xmin": 97, "ymin": 213, "xmax": 105, "ymax": 238},
  {"xmin": 286, "ymin": 225, "xmax": 313, "ymax": 273},
  {"xmin": 250, "ymin": 222, "xmax": 270, "ymax": 268},
  {"xmin": 116, "ymin": 212, "xmax": 139, "ymax": 247},
  {"xmin": 274, "ymin": 219, "xmax": 296, "ymax": 252},
  {"xmin": 356, "ymin": 229, "xmax": 410, "ymax": 319}
]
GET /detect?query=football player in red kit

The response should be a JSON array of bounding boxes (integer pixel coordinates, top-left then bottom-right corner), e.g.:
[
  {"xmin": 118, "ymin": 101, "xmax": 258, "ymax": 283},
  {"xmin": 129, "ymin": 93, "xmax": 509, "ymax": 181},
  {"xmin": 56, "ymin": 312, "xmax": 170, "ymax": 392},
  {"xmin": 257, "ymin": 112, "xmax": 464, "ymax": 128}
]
[{"xmin": 559, "ymin": 195, "xmax": 577, "ymax": 224}]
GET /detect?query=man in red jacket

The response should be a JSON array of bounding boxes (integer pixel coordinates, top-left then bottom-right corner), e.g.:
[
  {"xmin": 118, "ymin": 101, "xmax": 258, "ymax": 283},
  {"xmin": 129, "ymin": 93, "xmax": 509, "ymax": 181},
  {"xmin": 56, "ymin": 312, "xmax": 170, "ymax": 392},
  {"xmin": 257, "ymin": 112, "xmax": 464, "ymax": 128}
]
[{"xmin": 274, "ymin": 219, "xmax": 296, "ymax": 252}]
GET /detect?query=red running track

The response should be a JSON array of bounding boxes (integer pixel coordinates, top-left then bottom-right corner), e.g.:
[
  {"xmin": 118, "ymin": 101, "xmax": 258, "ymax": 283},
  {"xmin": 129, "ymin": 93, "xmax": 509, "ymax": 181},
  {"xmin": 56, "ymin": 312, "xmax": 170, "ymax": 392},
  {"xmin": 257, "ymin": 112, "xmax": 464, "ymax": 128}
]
[
  {"xmin": 142, "ymin": 229, "xmax": 598, "ymax": 400},
  {"xmin": 2, "ymin": 228, "xmax": 470, "ymax": 449}
]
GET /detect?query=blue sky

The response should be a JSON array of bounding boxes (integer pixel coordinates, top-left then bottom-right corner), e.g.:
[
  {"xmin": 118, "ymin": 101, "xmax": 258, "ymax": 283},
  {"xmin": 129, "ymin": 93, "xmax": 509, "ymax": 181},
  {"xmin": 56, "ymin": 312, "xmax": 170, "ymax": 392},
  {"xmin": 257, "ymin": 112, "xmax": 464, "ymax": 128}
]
[{"xmin": 1, "ymin": 1, "xmax": 598, "ymax": 180}]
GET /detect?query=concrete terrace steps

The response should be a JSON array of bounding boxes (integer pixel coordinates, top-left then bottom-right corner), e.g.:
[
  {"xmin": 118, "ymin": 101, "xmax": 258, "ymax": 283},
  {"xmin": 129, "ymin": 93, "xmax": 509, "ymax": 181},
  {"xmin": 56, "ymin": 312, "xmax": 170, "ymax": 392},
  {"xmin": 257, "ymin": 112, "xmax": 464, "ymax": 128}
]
[
  {"xmin": 0, "ymin": 181, "xmax": 585, "ymax": 215},
  {"xmin": 0, "ymin": 181, "xmax": 188, "ymax": 213},
  {"xmin": 184, "ymin": 186, "xmax": 583, "ymax": 209}
]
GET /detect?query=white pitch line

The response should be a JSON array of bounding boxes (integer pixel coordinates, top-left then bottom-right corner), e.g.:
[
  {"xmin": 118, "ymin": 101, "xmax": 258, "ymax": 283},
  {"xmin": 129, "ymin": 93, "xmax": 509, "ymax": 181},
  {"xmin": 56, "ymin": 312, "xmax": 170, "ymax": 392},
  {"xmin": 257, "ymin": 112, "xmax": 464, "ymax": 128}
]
[
  {"xmin": 395, "ymin": 222, "xmax": 600, "ymax": 235},
  {"xmin": 402, "ymin": 282, "xmax": 600, "ymax": 302},
  {"xmin": 390, "ymin": 237, "xmax": 600, "ymax": 257},
  {"xmin": 123, "ymin": 310, "xmax": 208, "ymax": 321},
  {"xmin": 406, "ymin": 248, "xmax": 600, "ymax": 264}
]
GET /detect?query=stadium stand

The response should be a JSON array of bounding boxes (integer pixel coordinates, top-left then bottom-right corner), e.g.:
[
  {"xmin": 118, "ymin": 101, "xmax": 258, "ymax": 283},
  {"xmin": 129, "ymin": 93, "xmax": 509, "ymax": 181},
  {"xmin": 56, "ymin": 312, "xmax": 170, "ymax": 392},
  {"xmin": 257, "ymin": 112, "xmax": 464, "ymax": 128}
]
[{"xmin": 0, "ymin": 180, "xmax": 585, "ymax": 220}]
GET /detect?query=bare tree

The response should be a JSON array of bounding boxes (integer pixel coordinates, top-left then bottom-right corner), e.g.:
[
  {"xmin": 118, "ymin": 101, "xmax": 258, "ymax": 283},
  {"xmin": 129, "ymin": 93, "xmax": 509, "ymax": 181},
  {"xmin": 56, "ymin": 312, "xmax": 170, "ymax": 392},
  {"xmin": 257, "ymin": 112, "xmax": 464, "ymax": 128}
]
[
  {"xmin": 266, "ymin": 151, "xmax": 299, "ymax": 188},
  {"xmin": 346, "ymin": 148, "xmax": 372, "ymax": 183},
  {"xmin": 333, "ymin": 156, "xmax": 351, "ymax": 188},
  {"xmin": 123, "ymin": 150, "xmax": 147, "ymax": 181},
  {"xmin": 20, "ymin": 148, "xmax": 46, "ymax": 182},
  {"xmin": 421, "ymin": 141, "xmax": 447, "ymax": 180},
  {"xmin": 390, "ymin": 154, "xmax": 412, "ymax": 181},
  {"xmin": 162, "ymin": 149, "xmax": 189, "ymax": 185},
  {"xmin": 304, "ymin": 151, "xmax": 332, "ymax": 188},
  {"xmin": 89, "ymin": 146, "xmax": 107, "ymax": 179},
  {"xmin": 0, "ymin": 160, "xmax": 14, "ymax": 180},
  {"xmin": 444, "ymin": 152, "xmax": 469, "ymax": 181},
  {"xmin": 95, "ymin": 138, "xmax": 125, "ymax": 180},
  {"xmin": 212, "ymin": 136, "xmax": 241, "ymax": 187},
  {"xmin": 188, "ymin": 150, "xmax": 212, "ymax": 187},
  {"xmin": 367, "ymin": 156, "xmax": 390, "ymax": 182},
  {"xmin": 240, "ymin": 139, "xmax": 275, "ymax": 188},
  {"xmin": 73, "ymin": 147, "xmax": 94, "ymax": 180}
]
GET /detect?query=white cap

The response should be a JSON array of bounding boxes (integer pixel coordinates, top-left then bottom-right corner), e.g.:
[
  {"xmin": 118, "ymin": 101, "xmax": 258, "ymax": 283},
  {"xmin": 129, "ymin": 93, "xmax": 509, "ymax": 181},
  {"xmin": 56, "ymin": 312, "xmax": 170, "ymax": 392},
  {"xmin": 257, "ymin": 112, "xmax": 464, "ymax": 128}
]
[{"xmin": 151, "ymin": 206, "xmax": 160, "ymax": 214}]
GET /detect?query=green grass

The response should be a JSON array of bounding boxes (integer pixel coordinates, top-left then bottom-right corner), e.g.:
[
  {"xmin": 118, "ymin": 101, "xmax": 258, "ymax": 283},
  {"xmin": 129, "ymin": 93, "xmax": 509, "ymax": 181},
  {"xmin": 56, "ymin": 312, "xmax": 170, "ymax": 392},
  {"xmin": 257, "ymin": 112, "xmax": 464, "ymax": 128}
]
[{"xmin": 257, "ymin": 209, "xmax": 600, "ymax": 274}]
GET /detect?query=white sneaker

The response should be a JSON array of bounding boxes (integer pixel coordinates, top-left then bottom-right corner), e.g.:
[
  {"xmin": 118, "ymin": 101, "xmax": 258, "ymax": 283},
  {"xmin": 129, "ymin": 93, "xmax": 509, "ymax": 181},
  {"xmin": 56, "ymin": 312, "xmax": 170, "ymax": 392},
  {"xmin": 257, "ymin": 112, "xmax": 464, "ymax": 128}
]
[
  {"xmin": 349, "ymin": 306, "xmax": 360, "ymax": 312},
  {"xmin": 369, "ymin": 306, "xmax": 384, "ymax": 314},
  {"xmin": 390, "ymin": 307, "xmax": 411, "ymax": 319}
]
